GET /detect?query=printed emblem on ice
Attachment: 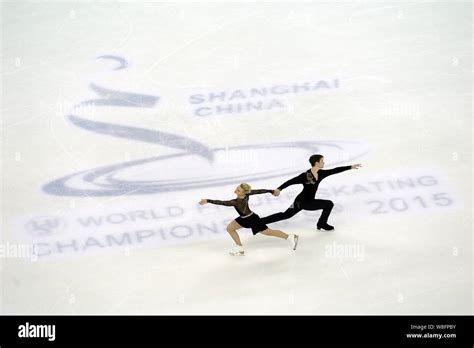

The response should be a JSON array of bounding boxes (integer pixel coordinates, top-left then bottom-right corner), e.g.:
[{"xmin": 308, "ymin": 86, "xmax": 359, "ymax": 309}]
[{"xmin": 26, "ymin": 216, "xmax": 66, "ymax": 236}]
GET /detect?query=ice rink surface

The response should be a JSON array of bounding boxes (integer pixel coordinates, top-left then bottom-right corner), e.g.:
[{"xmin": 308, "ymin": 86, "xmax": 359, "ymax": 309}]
[{"xmin": 1, "ymin": 1, "xmax": 472, "ymax": 314}]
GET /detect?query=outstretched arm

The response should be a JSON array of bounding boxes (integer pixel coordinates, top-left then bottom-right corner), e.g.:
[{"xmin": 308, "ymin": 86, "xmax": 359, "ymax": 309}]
[
  {"xmin": 277, "ymin": 172, "xmax": 306, "ymax": 191},
  {"xmin": 199, "ymin": 198, "xmax": 237, "ymax": 206},
  {"xmin": 321, "ymin": 164, "xmax": 362, "ymax": 177},
  {"xmin": 248, "ymin": 189, "xmax": 274, "ymax": 195},
  {"xmin": 321, "ymin": 165, "xmax": 352, "ymax": 177}
]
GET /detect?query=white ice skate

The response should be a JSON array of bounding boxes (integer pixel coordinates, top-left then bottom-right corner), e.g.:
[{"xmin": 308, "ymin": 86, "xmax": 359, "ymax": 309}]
[
  {"xmin": 288, "ymin": 234, "xmax": 299, "ymax": 250},
  {"xmin": 229, "ymin": 246, "xmax": 245, "ymax": 256}
]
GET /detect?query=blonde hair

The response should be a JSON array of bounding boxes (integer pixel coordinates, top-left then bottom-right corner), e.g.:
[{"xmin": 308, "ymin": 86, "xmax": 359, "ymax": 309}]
[{"xmin": 239, "ymin": 183, "xmax": 252, "ymax": 194}]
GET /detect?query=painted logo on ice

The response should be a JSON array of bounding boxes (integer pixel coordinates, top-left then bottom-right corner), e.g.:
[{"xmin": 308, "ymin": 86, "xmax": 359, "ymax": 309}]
[{"xmin": 43, "ymin": 55, "xmax": 369, "ymax": 197}]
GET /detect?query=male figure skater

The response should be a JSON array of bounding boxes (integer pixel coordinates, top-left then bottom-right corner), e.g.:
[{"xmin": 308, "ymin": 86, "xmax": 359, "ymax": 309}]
[{"xmin": 261, "ymin": 154, "xmax": 362, "ymax": 231}]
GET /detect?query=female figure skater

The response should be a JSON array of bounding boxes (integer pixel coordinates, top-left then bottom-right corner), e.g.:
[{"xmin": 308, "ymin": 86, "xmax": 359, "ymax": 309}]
[{"xmin": 199, "ymin": 183, "xmax": 299, "ymax": 256}]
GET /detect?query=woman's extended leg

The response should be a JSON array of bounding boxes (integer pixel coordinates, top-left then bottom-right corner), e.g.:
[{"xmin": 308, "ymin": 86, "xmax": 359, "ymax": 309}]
[
  {"xmin": 261, "ymin": 228, "xmax": 299, "ymax": 250},
  {"xmin": 227, "ymin": 220, "xmax": 243, "ymax": 246},
  {"xmin": 260, "ymin": 228, "xmax": 289, "ymax": 239}
]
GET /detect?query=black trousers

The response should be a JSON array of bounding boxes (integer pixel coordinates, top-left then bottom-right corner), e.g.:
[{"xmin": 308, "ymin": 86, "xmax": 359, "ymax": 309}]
[{"xmin": 260, "ymin": 199, "xmax": 334, "ymax": 225}]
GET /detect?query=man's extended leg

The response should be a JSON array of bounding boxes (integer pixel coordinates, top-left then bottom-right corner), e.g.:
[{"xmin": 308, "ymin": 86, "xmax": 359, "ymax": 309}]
[{"xmin": 260, "ymin": 200, "xmax": 302, "ymax": 224}]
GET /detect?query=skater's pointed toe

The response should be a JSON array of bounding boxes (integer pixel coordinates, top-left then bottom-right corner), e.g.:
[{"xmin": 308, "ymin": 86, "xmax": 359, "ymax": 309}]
[{"xmin": 288, "ymin": 234, "xmax": 299, "ymax": 250}]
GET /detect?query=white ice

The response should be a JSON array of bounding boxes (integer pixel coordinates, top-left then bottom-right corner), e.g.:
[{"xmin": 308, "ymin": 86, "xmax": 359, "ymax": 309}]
[{"xmin": 0, "ymin": 1, "xmax": 472, "ymax": 314}]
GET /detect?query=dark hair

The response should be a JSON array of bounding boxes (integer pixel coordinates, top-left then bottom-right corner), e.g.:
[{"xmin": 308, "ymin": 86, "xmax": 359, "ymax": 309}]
[{"xmin": 309, "ymin": 154, "xmax": 324, "ymax": 166}]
